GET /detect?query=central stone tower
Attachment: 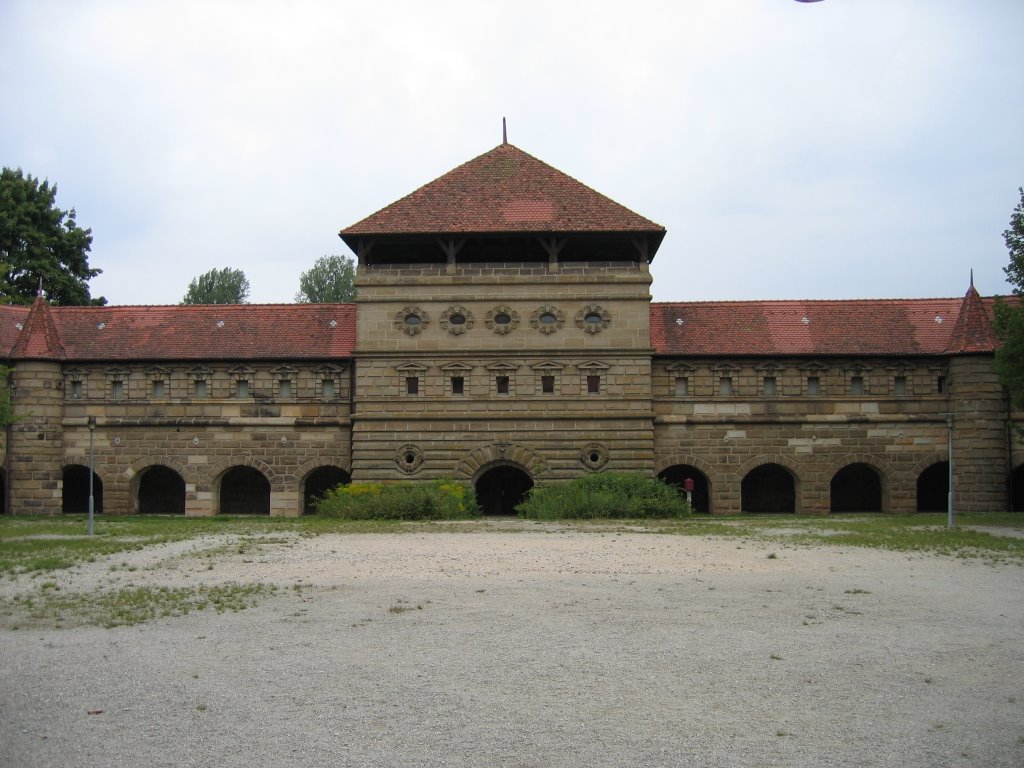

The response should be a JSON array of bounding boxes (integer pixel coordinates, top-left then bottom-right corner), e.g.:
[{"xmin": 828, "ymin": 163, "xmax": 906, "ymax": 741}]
[{"xmin": 340, "ymin": 142, "xmax": 665, "ymax": 513}]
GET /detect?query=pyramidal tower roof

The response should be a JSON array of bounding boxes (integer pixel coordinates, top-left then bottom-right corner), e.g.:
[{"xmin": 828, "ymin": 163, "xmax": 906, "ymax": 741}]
[
  {"xmin": 340, "ymin": 142, "xmax": 665, "ymax": 252},
  {"xmin": 946, "ymin": 280, "xmax": 998, "ymax": 354}
]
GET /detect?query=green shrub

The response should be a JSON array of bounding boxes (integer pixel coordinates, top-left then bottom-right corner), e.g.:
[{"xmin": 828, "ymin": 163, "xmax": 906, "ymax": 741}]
[
  {"xmin": 516, "ymin": 472, "xmax": 690, "ymax": 519},
  {"xmin": 314, "ymin": 479, "xmax": 476, "ymax": 520}
]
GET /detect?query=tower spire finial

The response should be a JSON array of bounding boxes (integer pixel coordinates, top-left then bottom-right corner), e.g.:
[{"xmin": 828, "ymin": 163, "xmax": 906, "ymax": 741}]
[
  {"xmin": 502, "ymin": 116, "xmax": 507, "ymax": 145},
  {"xmin": 37, "ymin": 276, "xmax": 43, "ymax": 297},
  {"xmin": 969, "ymin": 268, "xmax": 974, "ymax": 289}
]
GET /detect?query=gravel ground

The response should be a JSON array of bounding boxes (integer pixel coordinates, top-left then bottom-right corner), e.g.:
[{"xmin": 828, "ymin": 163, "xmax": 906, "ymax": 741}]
[{"xmin": 1, "ymin": 523, "xmax": 1023, "ymax": 768}]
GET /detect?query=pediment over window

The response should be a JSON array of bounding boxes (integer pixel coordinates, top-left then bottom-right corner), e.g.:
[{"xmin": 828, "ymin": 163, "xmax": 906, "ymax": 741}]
[
  {"xmin": 665, "ymin": 362, "xmax": 695, "ymax": 372},
  {"xmin": 486, "ymin": 361, "xmax": 519, "ymax": 371},
  {"xmin": 441, "ymin": 362, "xmax": 473, "ymax": 372},
  {"xmin": 395, "ymin": 362, "xmax": 427, "ymax": 372},
  {"xmin": 579, "ymin": 360, "xmax": 610, "ymax": 370},
  {"xmin": 531, "ymin": 360, "xmax": 565, "ymax": 371}
]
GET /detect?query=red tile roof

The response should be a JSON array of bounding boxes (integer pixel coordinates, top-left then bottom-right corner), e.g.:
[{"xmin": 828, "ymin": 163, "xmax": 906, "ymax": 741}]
[
  {"xmin": 0, "ymin": 304, "xmax": 30, "ymax": 359},
  {"xmin": 651, "ymin": 291, "xmax": 998, "ymax": 357},
  {"xmin": 947, "ymin": 285, "xmax": 998, "ymax": 353},
  {"xmin": 7, "ymin": 303, "xmax": 356, "ymax": 362},
  {"xmin": 11, "ymin": 296, "xmax": 64, "ymax": 360},
  {"xmin": 340, "ymin": 142, "xmax": 666, "ymax": 246}
]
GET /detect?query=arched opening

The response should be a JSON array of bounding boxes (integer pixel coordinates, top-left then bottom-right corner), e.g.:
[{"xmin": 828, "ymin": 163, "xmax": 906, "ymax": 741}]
[
  {"xmin": 219, "ymin": 466, "xmax": 271, "ymax": 515},
  {"xmin": 1011, "ymin": 465, "xmax": 1024, "ymax": 512},
  {"xmin": 62, "ymin": 465, "xmax": 103, "ymax": 514},
  {"xmin": 657, "ymin": 464, "xmax": 711, "ymax": 513},
  {"xmin": 916, "ymin": 462, "xmax": 949, "ymax": 512},
  {"xmin": 138, "ymin": 466, "xmax": 186, "ymax": 515},
  {"xmin": 830, "ymin": 463, "xmax": 883, "ymax": 513},
  {"xmin": 303, "ymin": 466, "xmax": 351, "ymax": 514},
  {"xmin": 475, "ymin": 465, "xmax": 533, "ymax": 516},
  {"xmin": 741, "ymin": 463, "xmax": 795, "ymax": 513}
]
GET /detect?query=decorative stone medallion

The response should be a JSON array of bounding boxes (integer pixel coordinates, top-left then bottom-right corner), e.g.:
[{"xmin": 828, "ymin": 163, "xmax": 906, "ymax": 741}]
[
  {"xmin": 440, "ymin": 305, "xmax": 474, "ymax": 335},
  {"xmin": 395, "ymin": 306, "xmax": 428, "ymax": 336},
  {"xmin": 530, "ymin": 305, "xmax": 565, "ymax": 334},
  {"xmin": 395, "ymin": 444, "xmax": 424, "ymax": 474},
  {"xmin": 575, "ymin": 304, "xmax": 611, "ymax": 334},
  {"xmin": 579, "ymin": 443, "xmax": 609, "ymax": 471},
  {"xmin": 485, "ymin": 306, "xmax": 520, "ymax": 335}
]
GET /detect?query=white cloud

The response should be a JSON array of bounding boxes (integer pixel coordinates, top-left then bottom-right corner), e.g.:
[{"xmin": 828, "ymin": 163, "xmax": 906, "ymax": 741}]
[{"xmin": 1, "ymin": 0, "xmax": 1022, "ymax": 305}]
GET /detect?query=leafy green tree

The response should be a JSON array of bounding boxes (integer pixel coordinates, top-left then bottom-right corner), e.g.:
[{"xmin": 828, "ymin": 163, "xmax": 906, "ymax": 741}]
[
  {"xmin": 993, "ymin": 188, "xmax": 1024, "ymax": 406},
  {"xmin": 295, "ymin": 254, "xmax": 356, "ymax": 303},
  {"xmin": 0, "ymin": 167, "xmax": 105, "ymax": 305},
  {"xmin": 181, "ymin": 267, "xmax": 250, "ymax": 305}
]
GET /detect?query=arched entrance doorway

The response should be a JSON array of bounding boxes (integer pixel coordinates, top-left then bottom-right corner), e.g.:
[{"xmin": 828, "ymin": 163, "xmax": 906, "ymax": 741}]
[
  {"xmin": 138, "ymin": 466, "xmax": 186, "ymax": 514},
  {"xmin": 916, "ymin": 462, "xmax": 949, "ymax": 512},
  {"xmin": 1011, "ymin": 465, "xmax": 1024, "ymax": 512},
  {"xmin": 830, "ymin": 463, "xmax": 883, "ymax": 512},
  {"xmin": 303, "ymin": 466, "xmax": 351, "ymax": 514},
  {"xmin": 475, "ymin": 465, "xmax": 533, "ymax": 516},
  {"xmin": 62, "ymin": 465, "xmax": 103, "ymax": 514},
  {"xmin": 219, "ymin": 466, "xmax": 271, "ymax": 515},
  {"xmin": 657, "ymin": 464, "xmax": 711, "ymax": 513},
  {"xmin": 741, "ymin": 463, "xmax": 795, "ymax": 513}
]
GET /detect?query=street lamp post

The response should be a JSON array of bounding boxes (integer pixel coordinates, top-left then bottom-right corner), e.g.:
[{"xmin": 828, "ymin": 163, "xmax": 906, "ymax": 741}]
[
  {"xmin": 946, "ymin": 414, "xmax": 954, "ymax": 530},
  {"xmin": 87, "ymin": 416, "xmax": 96, "ymax": 536}
]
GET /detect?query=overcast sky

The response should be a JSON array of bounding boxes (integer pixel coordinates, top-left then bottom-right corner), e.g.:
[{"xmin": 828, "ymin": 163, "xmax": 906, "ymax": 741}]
[{"xmin": 3, "ymin": 0, "xmax": 1022, "ymax": 306}]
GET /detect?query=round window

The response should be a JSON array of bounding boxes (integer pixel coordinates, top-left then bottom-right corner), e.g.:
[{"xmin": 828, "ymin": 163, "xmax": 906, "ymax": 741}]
[
  {"xmin": 539, "ymin": 312, "xmax": 558, "ymax": 325},
  {"xmin": 404, "ymin": 452, "xmax": 417, "ymax": 465},
  {"xmin": 448, "ymin": 313, "xmax": 466, "ymax": 325},
  {"xmin": 404, "ymin": 314, "xmax": 422, "ymax": 326},
  {"xmin": 494, "ymin": 313, "xmax": 512, "ymax": 325},
  {"xmin": 584, "ymin": 313, "xmax": 603, "ymax": 325}
]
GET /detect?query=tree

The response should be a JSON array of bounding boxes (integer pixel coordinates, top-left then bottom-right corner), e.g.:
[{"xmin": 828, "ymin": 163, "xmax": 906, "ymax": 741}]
[
  {"xmin": 993, "ymin": 187, "xmax": 1024, "ymax": 406},
  {"xmin": 295, "ymin": 254, "xmax": 356, "ymax": 303},
  {"xmin": 0, "ymin": 167, "xmax": 105, "ymax": 305},
  {"xmin": 181, "ymin": 267, "xmax": 250, "ymax": 305}
]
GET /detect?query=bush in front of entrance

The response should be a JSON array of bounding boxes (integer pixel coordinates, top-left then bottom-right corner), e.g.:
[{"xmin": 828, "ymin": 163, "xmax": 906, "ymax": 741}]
[
  {"xmin": 314, "ymin": 479, "xmax": 476, "ymax": 520},
  {"xmin": 516, "ymin": 472, "xmax": 690, "ymax": 519}
]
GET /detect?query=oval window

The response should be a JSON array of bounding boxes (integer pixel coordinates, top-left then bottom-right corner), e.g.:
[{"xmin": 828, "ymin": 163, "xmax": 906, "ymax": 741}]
[
  {"xmin": 584, "ymin": 312, "xmax": 603, "ymax": 325},
  {"xmin": 494, "ymin": 313, "xmax": 512, "ymax": 325},
  {"xmin": 539, "ymin": 312, "xmax": 558, "ymax": 325},
  {"xmin": 404, "ymin": 314, "xmax": 422, "ymax": 326},
  {"xmin": 404, "ymin": 452, "xmax": 417, "ymax": 465},
  {"xmin": 448, "ymin": 313, "xmax": 466, "ymax": 325}
]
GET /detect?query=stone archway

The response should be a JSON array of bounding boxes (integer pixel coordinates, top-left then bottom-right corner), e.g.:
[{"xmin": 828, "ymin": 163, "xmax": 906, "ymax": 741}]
[
  {"xmin": 658, "ymin": 464, "xmax": 711, "ymax": 513},
  {"xmin": 138, "ymin": 466, "xmax": 186, "ymax": 514},
  {"xmin": 475, "ymin": 464, "xmax": 534, "ymax": 516},
  {"xmin": 62, "ymin": 465, "xmax": 103, "ymax": 514},
  {"xmin": 741, "ymin": 463, "xmax": 795, "ymax": 513},
  {"xmin": 219, "ymin": 466, "xmax": 271, "ymax": 515},
  {"xmin": 302, "ymin": 466, "xmax": 351, "ymax": 514},
  {"xmin": 830, "ymin": 463, "xmax": 883, "ymax": 513},
  {"xmin": 917, "ymin": 462, "xmax": 950, "ymax": 512}
]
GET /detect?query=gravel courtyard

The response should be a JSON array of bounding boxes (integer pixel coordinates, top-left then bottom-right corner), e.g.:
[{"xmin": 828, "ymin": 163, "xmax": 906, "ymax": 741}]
[{"xmin": 2, "ymin": 523, "xmax": 1023, "ymax": 768}]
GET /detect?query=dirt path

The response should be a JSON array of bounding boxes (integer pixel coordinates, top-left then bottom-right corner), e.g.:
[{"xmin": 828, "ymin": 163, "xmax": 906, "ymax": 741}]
[{"xmin": 2, "ymin": 527, "xmax": 1022, "ymax": 767}]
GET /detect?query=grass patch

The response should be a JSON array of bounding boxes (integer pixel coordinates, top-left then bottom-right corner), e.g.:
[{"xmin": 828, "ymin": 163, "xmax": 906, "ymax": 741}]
[
  {"xmin": 517, "ymin": 473, "xmax": 689, "ymax": 519},
  {"xmin": 2, "ymin": 581, "xmax": 275, "ymax": 629}
]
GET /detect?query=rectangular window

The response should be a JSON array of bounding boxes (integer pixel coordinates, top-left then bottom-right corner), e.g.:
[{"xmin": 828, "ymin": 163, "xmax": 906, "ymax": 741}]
[
  {"xmin": 111, "ymin": 380, "xmax": 124, "ymax": 399},
  {"xmin": 674, "ymin": 377, "xmax": 689, "ymax": 396},
  {"xmin": 194, "ymin": 380, "xmax": 207, "ymax": 399},
  {"xmin": 894, "ymin": 375, "xmax": 907, "ymax": 396},
  {"xmin": 850, "ymin": 375, "xmax": 864, "ymax": 395},
  {"xmin": 237, "ymin": 380, "xmax": 249, "ymax": 398},
  {"xmin": 719, "ymin": 376, "xmax": 733, "ymax": 396},
  {"xmin": 496, "ymin": 375, "xmax": 510, "ymax": 395},
  {"xmin": 937, "ymin": 375, "xmax": 947, "ymax": 394},
  {"xmin": 279, "ymin": 380, "xmax": 292, "ymax": 399},
  {"xmin": 587, "ymin": 375, "xmax": 601, "ymax": 394},
  {"xmin": 763, "ymin": 376, "xmax": 776, "ymax": 397},
  {"xmin": 541, "ymin": 375, "xmax": 555, "ymax": 394},
  {"xmin": 451, "ymin": 376, "xmax": 464, "ymax": 395},
  {"xmin": 807, "ymin": 376, "xmax": 820, "ymax": 396},
  {"xmin": 71, "ymin": 380, "xmax": 83, "ymax": 399},
  {"xmin": 406, "ymin": 376, "xmax": 419, "ymax": 395},
  {"xmin": 322, "ymin": 379, "xmax": 335, "ymax": 399},
  {"xmin": 152, "ymin": 380, "xmax": 165, "ymax": 399}
]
